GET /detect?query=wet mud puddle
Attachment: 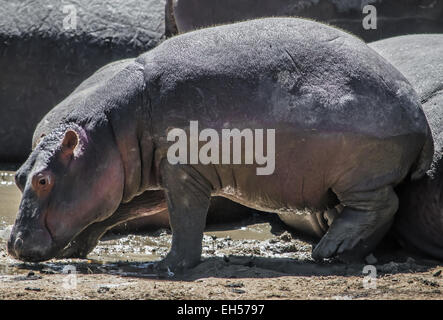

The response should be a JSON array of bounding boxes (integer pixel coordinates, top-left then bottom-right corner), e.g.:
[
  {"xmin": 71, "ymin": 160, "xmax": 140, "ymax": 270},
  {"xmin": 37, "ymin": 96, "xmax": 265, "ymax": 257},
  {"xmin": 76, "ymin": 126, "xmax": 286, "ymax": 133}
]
[
  {"xmin": 0, "ymin": 171, "xmax": 20, "ymax": 228},
  {"xmin": 0, "ymin": 171, "xmax": 22, "ymax": 276}
]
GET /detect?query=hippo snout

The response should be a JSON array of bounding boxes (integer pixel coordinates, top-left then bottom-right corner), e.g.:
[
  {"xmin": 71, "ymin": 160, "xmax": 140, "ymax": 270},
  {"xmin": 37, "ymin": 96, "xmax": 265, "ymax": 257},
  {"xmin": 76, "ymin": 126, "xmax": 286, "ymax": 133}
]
[{"xmin": 8, "ymin": 226, "xmax": 55, "ymax": 262}]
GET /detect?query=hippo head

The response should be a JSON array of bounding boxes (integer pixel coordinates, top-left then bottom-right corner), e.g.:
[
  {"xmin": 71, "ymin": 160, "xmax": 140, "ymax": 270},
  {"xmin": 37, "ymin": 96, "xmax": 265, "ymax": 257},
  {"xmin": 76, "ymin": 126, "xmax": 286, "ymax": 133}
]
[{"xmin": 8, "ymin": 123, "xmax": 124, "ymax": 262}]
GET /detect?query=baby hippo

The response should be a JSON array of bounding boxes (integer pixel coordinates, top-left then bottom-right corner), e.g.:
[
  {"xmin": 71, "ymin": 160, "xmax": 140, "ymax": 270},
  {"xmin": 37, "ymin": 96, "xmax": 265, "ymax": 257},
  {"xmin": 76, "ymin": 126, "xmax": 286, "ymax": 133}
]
[{"xmin": 8, "ymin": 18, "xmax": 432, "ymax": 270}]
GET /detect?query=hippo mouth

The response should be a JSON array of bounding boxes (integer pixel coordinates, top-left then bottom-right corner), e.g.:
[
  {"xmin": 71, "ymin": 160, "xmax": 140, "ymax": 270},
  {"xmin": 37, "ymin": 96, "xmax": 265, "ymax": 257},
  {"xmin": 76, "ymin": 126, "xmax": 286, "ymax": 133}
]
[{"xmin": 7, "ymin": 221, "xmax": 68, "ymax": 262}]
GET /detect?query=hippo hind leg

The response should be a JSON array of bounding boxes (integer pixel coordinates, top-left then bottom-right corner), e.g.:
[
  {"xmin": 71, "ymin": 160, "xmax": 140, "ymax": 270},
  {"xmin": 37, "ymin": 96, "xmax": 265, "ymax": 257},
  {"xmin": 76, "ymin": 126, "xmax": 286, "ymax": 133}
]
[{"xmin": 312, "ymin": 185, "xmax": 398, "ymax": 261}]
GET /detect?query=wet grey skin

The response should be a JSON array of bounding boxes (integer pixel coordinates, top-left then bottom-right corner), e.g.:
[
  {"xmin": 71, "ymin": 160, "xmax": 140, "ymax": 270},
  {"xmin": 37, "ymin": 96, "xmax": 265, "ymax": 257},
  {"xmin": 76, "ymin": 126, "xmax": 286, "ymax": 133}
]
[
  {"xmin": 370, "ymin": 34, "xmax": 443, "ymax": 260},
  {"xmin": 0, "ymin": 0, "xmax": 167, "ymax": 163},
  {"xmin": 8, "ymin": 18, "xmax": 433, "ymax": 270},
  {"xmin": 166, "ymin": 0, "xmax": 443, "ymax": 42}
]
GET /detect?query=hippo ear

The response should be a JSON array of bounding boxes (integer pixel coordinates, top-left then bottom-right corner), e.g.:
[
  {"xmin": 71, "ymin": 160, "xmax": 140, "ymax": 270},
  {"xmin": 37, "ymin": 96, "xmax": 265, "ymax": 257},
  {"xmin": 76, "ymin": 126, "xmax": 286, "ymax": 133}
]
[{"xmin": 61, "ymin": 130, "xmax": 79, "ymax": 156}]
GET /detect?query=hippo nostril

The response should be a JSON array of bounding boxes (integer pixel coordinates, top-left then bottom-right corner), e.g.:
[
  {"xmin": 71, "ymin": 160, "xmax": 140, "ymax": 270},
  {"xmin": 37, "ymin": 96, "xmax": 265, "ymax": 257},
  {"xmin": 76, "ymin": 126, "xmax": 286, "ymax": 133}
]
[{"xmin": 7, "ymin": 228, "xmax": 54, "ymax": 262}]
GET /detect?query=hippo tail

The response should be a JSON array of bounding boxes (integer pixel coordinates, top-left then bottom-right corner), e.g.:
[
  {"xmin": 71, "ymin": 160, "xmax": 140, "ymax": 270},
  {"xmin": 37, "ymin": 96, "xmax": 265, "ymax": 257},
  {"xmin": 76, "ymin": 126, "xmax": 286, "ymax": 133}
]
[{"xmin": 410, "ymin": 125, "xmax": 434, "ymax": 181}]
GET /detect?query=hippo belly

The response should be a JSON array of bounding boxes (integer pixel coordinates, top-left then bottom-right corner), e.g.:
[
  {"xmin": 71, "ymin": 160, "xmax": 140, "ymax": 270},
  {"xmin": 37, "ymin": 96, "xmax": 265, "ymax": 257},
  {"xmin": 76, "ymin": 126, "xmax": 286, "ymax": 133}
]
[{"xmin": 211, "ymin": 132, "xmax": 423, "ymax": 238}]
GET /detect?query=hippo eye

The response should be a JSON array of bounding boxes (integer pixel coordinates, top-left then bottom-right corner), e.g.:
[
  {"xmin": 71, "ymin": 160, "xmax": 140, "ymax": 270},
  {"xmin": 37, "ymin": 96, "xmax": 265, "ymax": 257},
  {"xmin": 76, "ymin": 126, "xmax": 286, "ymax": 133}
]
[
  {"xmin": 33, "ymin": 172, "xmax": 53, "ymax": 193},
  {"xmin": 37, "ymin": 176, "xmax": 50, "ymax": 186}
]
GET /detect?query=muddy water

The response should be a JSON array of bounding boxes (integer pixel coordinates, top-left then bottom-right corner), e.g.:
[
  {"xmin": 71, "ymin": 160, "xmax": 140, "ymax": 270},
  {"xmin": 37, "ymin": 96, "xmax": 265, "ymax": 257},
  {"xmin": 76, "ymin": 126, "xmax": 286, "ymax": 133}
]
[
  {"xmin": 87, "ymin": 224, "xmax": 276, "ymax": 263},
  {"xmin": 0, "ymin": 171, "xmax": 20, "ymax": 252},
  {"xmin": 87, "ymin": 218, "xmax": 296, "ymax": 265},
  {"xmin": 0, "ymin": 171, "xmax": 20, "ymax": 228},
  {"xmin": 0, "ymin": 171, "xmax": 22, "ymax": 276}
]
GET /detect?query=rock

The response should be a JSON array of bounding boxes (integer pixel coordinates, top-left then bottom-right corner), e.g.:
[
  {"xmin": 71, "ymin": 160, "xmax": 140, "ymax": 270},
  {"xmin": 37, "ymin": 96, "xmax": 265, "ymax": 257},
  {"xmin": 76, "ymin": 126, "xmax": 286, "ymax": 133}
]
[
  {"xmin": 24, "ymin": 287, "xmax": 42, "ymax": 292},
  {"xmin": 97, "ymin": 286, "xmax": 110, "ymax": 293},
  {"xmin": 279, "ymin": 231, "xmax": 292, "ymax": 242},
  {"xmin": 225, "ymin": 282, "xmax": 244, "ymax": 288},
  {"xmin": 231, "ymin": 288, "xmax": 246, "ymax": 294}
]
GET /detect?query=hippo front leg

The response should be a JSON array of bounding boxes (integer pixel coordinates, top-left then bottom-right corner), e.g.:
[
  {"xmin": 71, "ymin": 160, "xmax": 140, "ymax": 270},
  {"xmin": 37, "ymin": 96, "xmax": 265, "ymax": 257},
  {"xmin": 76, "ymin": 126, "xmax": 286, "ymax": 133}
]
[
  {"xmin": 312, "ymin": 185, "xmax": 398, "ymax": 261},
  {"xmin": 156, "ymin": 162, "xmax": 212, "ymax": 271}
]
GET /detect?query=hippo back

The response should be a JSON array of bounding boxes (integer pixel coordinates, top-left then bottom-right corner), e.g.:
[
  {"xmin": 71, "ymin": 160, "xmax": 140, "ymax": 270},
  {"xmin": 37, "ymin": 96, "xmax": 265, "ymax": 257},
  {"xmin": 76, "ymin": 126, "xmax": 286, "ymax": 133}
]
[
  {"xmin": 139, "ymin": 18, "xmax": 428, "ymax": 140},
  {"xmin": 33, "ymin": 59, "xmax": 136, "ymax": 148}
]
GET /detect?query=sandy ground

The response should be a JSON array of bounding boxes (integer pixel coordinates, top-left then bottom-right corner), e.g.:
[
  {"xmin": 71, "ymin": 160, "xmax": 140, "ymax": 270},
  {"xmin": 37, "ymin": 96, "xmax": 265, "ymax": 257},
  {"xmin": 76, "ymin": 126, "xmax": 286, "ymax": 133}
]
[
  {"xmin": 1, "ymin": 257, "xmax": 442, "ymax": 300},
  {"xmin": 1, "ymin": 214, "xmax": 442, "ymax": 300}
]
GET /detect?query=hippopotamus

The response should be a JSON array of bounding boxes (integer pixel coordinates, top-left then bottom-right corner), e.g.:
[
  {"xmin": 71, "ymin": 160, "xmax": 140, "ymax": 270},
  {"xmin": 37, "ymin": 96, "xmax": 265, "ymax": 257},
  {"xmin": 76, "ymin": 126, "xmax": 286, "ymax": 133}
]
[
  {"xmin": 369, "ymin": 34, "xmax": 443, "ymax": 260},
  {"xmin": 8, "ymin": 18, "xmax": 433, "ymax": 270},
  {"xmin": 0, "ymin": 0, "xmax": 166, "ymax": 163},
  {"xmin": 166, "ymin": 0, "xmax": 443, "ymax": 42}
]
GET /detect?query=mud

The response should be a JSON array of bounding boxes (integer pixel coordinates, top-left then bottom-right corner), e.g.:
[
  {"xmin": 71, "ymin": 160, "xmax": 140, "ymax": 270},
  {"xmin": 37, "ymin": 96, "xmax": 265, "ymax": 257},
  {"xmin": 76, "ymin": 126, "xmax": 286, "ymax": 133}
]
[{"xmin": 0, "ymin": 170, "xmax": 442, "ymax": 299}]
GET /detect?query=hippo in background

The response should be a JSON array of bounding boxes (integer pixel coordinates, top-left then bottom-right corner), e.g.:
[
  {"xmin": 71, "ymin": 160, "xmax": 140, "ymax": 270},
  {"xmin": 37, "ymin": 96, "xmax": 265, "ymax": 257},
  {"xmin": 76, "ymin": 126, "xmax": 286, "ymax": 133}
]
[
  {"xmin": 369, "ymin": 35, "xmax": 443, "ymax": 260},
  {"xmin": 166, "ymin": 0, "xmax": 443, "ymax": 42},
  {"xmin": 7, "ymin": 18, "xmax": 433, "ymax": 270},
  {"xmin": 0, "ymin": 0, "xmax": 166, "ymax": 163}
]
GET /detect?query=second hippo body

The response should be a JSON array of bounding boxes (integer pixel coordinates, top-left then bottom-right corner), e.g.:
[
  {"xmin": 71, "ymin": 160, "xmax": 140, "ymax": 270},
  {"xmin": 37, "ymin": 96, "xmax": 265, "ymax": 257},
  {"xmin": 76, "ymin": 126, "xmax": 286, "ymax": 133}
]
[
  {"xmin": 10, "ymin": 18, "xmax": 432, "ymax": 268},
  {"xmin": 370, "ymin": 35, "xmax": 443, "ymax": 259}
]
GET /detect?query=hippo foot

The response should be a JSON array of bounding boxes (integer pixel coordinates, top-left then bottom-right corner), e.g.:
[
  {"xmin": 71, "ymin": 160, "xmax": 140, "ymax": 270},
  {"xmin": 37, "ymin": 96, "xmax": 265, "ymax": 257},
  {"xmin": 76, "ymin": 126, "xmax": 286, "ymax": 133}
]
[
  {"xmin": 312, "ymin": 231, "xmax": 366, "ymax": 262},
  {"xmin": 153, "ymin": 252, "xmax": 202, "ymax": 274},
  {"xmin": 312, "ymin": 186, "xmax": 398, "ymax": 262}
]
